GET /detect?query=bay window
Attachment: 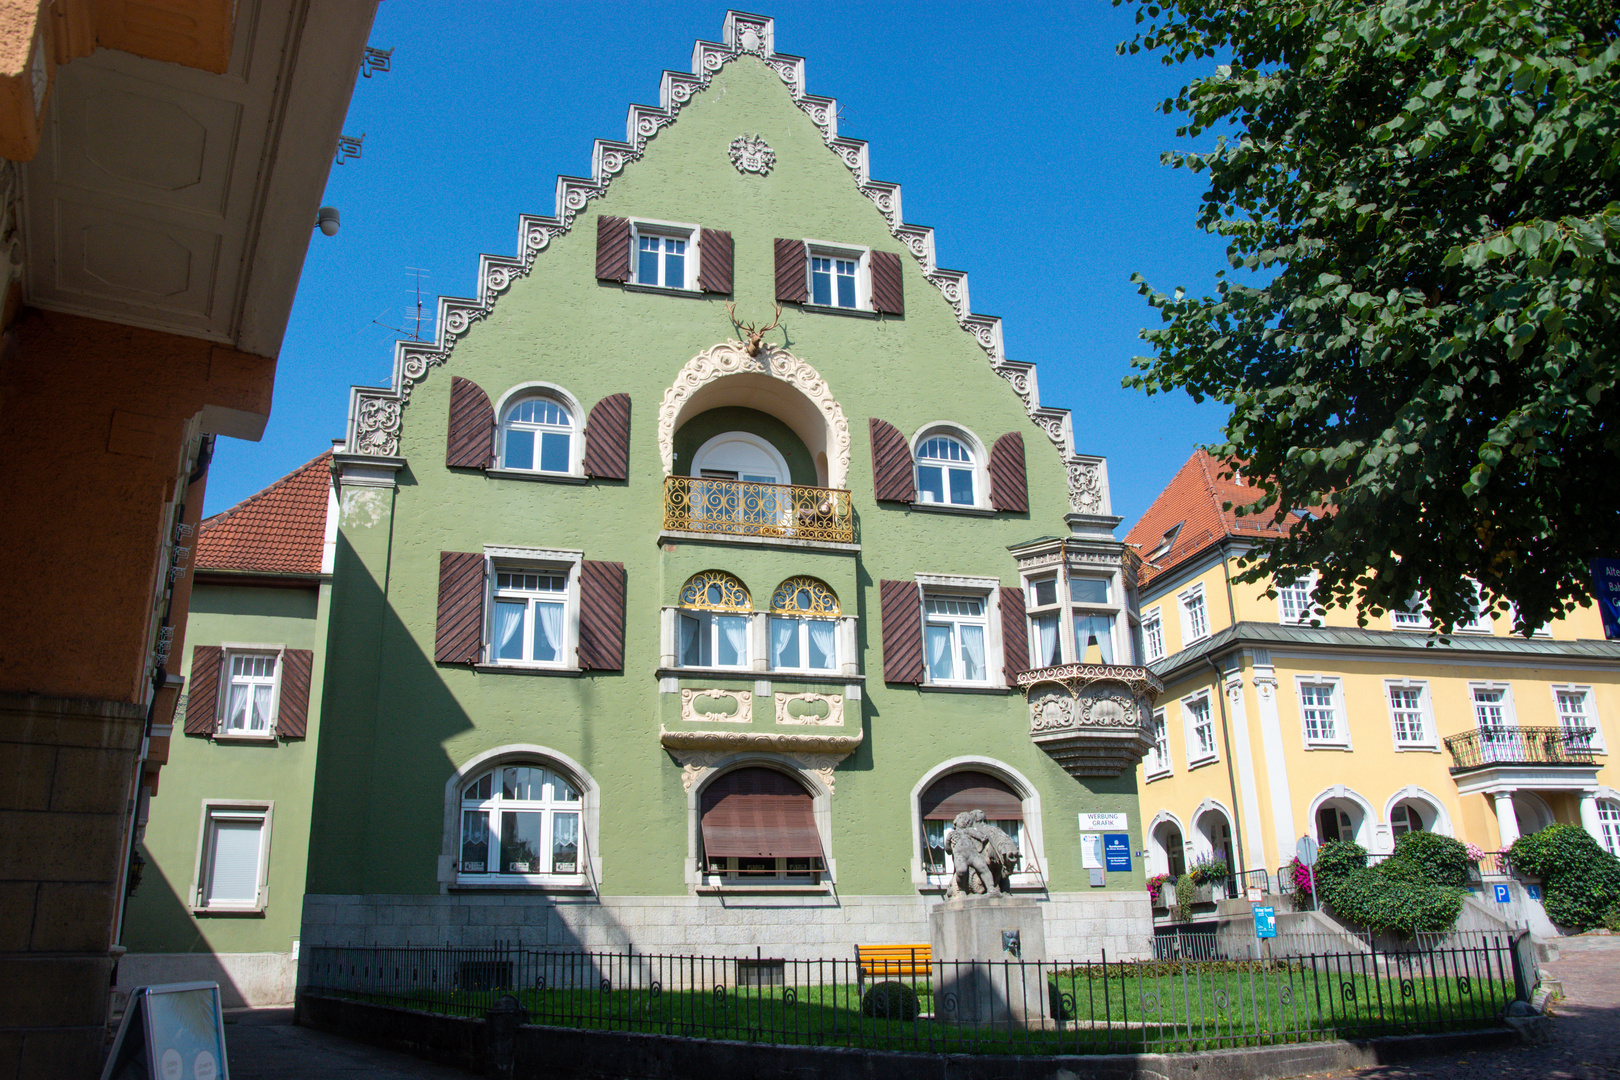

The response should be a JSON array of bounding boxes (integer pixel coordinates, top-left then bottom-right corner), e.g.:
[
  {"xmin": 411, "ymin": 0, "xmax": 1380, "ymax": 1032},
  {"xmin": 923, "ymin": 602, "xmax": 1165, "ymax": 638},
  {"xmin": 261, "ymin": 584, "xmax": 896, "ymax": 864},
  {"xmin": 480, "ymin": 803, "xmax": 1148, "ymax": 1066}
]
[{"xmin": 769, "ymin": 576, "xmax": 839, "ymax": 672}]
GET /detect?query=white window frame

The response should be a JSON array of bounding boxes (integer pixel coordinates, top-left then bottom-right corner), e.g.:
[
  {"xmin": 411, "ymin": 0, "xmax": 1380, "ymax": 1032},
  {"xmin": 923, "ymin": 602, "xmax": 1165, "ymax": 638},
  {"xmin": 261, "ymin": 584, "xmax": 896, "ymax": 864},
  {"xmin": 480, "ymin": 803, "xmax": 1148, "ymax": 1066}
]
[
  {"xmin": 491, "ymin": 382, "xmax": 586, "ymax": 478},
  {"xmin": 916, "ymin": 574, "xmax": 1003, "ymax": 690},
  {"xmin": 1146, "ymin": 708, "xmax": 1173, "ymax": 780},
  {"xmin": 909, "ymin": 423, "xmax": 991, "ymax": 512},
  {"xmin": 1024, "ymin": 572, "xmax": 1064, "ymax": 669},
  {"xmin": 455, "ymin": 763, "xmax": 587, "ymax": 887},
  {"xmin": 191, "ymin": 800, "xmax": 272, "ymax": 914},
  {"xmin": 1276, "ymin": 572, "xmax": 1317, "ymax": 625},
  {"xmin": 1455, "ymin": 583, "xmax": 1494, "ymax": 634},
  {"xmin": 801, "ymin": 239, "xmax": 871, "ymax": 311},
  {"xmin": 1142, "ymin": 607, "xmax": 1166, "ymax": 663},
  {"xmin": 679, "ymin": 610, "xmax": 753, "ymax": 671},
  {"xmin": 1470, "ymin": 681, "xmax": 1518, "ymax": 731},
  {"xmin": 1295, "ymin": 676, "xmax": 1351, "ymax": 749},
  {"xmin": 483, "ymin": 546, "xmax": 582, "ymax": 671},
  {"xmin": 1068, "ymin": 569, "xmax": 1123, "ymax": 666},
  {"xmin": 1598, "ymin": 799, "xmax": 1620, "ymax": 857},
  {"xmin": 767, "ymin": 614, "xmax": 839, "ymax": 674},
  {"xmin": 1551, "ymin": 684, "xmax": 1604, "ymax": 752},
  {"xmin": 1384, "ymin": 679, "xmax": 1437, "ymax": 750},
  {"xmin": 215, "ymin": 644, "xmax": 284, "ymax": 741},
  {"xmin": 1181, "ymin": 691, "xmax": 1218, "ymax": 767},
  {"xmin": 1178, "ymin": 583, "xmax": 1210, "ymax": 645},
  {"xmin": 1390, "ymin": 596, "xmax": 1431, "ymax": 631},
  {"xmin": 629, "ymin": 218, "xmax": 699, "ymax": 291},
  {"xmin": 908, "ymin": 758, "xmax": 1046, "ymax": 893}
]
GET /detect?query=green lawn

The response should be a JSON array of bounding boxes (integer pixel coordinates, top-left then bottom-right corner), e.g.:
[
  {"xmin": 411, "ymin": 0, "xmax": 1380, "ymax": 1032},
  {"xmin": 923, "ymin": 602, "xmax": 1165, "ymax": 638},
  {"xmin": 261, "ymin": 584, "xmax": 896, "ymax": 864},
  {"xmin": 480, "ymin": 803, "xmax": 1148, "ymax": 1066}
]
[{"xmin": 327, "ymin": 957, "xmax": 1514, "ymax": 1055}]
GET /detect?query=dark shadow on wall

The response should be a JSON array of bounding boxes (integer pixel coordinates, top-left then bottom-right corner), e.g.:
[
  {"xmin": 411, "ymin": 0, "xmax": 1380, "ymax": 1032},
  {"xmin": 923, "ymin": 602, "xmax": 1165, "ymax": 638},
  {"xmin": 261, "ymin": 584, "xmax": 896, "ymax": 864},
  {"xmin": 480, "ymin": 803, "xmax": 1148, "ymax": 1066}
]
[{"xmin": 113, "ymin": 857, "xmax": 257, "ymax": 1008}]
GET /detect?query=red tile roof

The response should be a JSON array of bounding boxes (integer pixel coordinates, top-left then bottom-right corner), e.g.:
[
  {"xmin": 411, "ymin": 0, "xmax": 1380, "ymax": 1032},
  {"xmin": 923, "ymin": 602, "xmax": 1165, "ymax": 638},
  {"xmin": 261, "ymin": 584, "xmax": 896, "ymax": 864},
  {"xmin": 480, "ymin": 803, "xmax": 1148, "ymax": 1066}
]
[
  {"xmin": 1124, "ymin": 450, "xmax": 1293, "ymax": 587},
  {"xmin": 196, "ymin": 451, "xmax": 332, "ymax": 574}
]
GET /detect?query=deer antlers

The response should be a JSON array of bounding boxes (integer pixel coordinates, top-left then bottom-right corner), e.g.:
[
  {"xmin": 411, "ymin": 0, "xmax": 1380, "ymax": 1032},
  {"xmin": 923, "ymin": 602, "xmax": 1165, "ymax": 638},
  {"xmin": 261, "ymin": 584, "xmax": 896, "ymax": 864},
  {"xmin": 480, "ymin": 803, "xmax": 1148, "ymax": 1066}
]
[{"xmin": 726, "ymin": 302, "xmax": 782, "ymax": 357}]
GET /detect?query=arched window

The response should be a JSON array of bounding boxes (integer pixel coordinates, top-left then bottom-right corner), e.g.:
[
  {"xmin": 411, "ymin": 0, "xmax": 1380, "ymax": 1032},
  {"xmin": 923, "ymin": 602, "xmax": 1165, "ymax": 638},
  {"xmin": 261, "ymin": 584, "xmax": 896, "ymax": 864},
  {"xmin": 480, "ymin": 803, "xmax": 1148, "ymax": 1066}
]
[
  {"xmin": 917, "ymin": 771, "xmax": 1025, "ymax": 878},
  {"xmin": 1316, "ymin": 802, "xmax": 1360, "ymax": 844},
  {"xmin": 500, "ymin": 396, "xmax": 573, "ymax": 472},
  {"xmin": 699, "ymin": 767, "xmax": 824, "ymax": 882},
  {"xmin": 769, "ymin": 576, "xmax": 839, "ymax": 672},
  {"xmin": 458, "ymin": 763, "xmax": 582, "ymax": 883},
  {"xmin": 1598, "ymin": 799, "xmax": 1620, "ymax": 856},
  {"xmin": 915, "ymin": 434, "xmax": 976, "ymax": 506},
  {"xmin": 678, "ymin": 571, "xmax": 751, "ymax": 669},
  {"xmin": 1390, "ymin": 800, "xmax": 1428, "ymax": 837}
]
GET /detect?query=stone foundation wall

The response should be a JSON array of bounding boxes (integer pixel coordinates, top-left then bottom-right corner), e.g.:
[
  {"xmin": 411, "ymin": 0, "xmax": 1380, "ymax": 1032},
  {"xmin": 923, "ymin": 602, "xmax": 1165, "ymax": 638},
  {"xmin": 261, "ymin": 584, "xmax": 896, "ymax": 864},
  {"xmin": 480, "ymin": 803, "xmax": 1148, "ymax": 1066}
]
[
  {"xmin": 115, "ymin": 951, "xmax": 298, "ymax": 1009},
  {"xmin": 300, "ymin": 891, "xmax": 1151, "ymax": 961}
]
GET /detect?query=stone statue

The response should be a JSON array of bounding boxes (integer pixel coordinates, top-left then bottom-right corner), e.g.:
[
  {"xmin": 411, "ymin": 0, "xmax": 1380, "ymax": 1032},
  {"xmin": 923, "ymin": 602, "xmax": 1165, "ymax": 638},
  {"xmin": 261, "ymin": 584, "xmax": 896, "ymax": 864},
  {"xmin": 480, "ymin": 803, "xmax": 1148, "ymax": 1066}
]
[{"xmin": 943, "ymin": 809, "xmax": 1021, "ymax": 899}]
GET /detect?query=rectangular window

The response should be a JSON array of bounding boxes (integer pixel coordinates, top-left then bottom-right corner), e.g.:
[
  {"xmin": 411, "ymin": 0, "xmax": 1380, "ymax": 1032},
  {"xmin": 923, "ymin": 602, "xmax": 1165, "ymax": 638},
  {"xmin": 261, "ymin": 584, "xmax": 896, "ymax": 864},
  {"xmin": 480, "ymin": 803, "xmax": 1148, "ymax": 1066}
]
[
  {"xmin": 1472, "ymin": 686, "xmax": 1510, "ymax": 729},
  {"xmin": 1185, "ymin": 694, "xmax": 1216, "ymax": 762},
  {"xmin": 810, "ymin": 255, "xmax": 858, "ymax": 307},
  {"xmin": 924, "ymin": 594, "xmax": 989, "ymax": 684},
  {"xmin": 1555, "ymin": 687, "xmax": 1596, "ymax": 749},
  {"xmin": 1142, "ymin": 609, "xmax": 1165, "ymax": 663},
  {"xmin": 1179, "ymin": 586, "xmax": 1209, "ymax": 643},
  {"xmin": 1388, "ymin": 684, "xmax": 1428, "ymax": 745},
  {"xmin": 195, "ymin": 804, "xmax": 270, "ymax": 912},
  {"xmin": 680, "ymin": 611, "xmax": 750, "ymax": 669},
  {"xmin": 631, "ymin": 221, "xmax": 696, "ymax": 289},
  {"xmin": 1277, "ymin": 577, "xmax": 1312, "ymax": 624},
  {"xmin": 1391, "ymin": 596, "xmax": 1431, "ymax": 630},
  {"xmin": 1456, "ymin": 585, "xmax": 1493, "ymax": 633},
  {"xmin": 1025, "ymin": 574, "xmax": 1062, "ymax": 668},
  {"xmin": 492, "ymin": 570, "xmax": 568, "ymax": 665},
  {"xmin": 1300, "ymin": 682, "xmax": 1342, "ymax": 743},
  {"xmin": 1073, "ymin": 614, "xmax": 1115, "ymax": 665},
  {"xmin": 223, "ymin": 652, "xmax": 278, "ymax": 734},
  {"xmin": 769, "ymin": 616, "xmax": 837, "ymax": 672},
  {"xmin": 1147, "ymin": 708, "xmax": 1171, "ymax": 777}
]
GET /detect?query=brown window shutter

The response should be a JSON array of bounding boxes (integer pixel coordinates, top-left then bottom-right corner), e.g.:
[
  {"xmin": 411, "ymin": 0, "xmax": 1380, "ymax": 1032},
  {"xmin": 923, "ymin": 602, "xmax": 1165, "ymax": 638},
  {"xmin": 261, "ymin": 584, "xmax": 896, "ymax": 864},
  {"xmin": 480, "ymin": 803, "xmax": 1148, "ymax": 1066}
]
[
  {"xmin": 697, "ymin": 228, "xmax": 733, "ymax": 294},
  {"xmin": 183, "ymin": 645, "xmax": 223, "ymax": 735},
  {"xmin": 700, "ymin": 768, "xmax": 823, "ymax": 859},
  {"xmin": 275, "ymin": 649, "xmax": 313, "ymax": 738},
  {"xmin": 879, "ymin": 579, "xmax": 925, "ymax": 684},
  {"xmin": 1001, "ymin": 586, "xmax": 1029, "ymax": 685},
  {"xmin": 869, "ymin": 418, "xmax": 915, "ymax": 503},
  {"xmin": 596, "ymin": 215, "xmax": 631, "ymax": 282},
  {"xmin": 989, "ymin": 431, "xmax": 1029, "ymax": 513},
  {"xmin": 446, "ymin": 376, "xmax": 495, "ymax": 469},
  {"xmin": 578, "ymin": 560, "xmax": 626, "ymax": 671},
  {"xmin": 774, "ymin": 238, "xmax": 808, "ymax": 303},
  {"xmin": 920, "ymin": 771, "xmax": 1023, "ymax": 821},
  {"xmin": 582, "ymin": 393, "xmax": 631, "ymax": 480},
  {"xmin": 435, "ymin": 551, "xmax": 486, "ymax": 664},
  {"xmin": 869, "ymin": 250, "xmax": 904, "ymax": 315}
]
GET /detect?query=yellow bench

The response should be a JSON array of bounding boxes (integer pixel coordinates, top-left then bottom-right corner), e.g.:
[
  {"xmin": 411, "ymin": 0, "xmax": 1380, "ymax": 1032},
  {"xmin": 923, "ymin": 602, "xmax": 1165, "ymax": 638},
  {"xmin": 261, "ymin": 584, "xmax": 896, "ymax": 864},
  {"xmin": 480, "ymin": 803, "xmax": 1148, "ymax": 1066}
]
[{"xmin": 855, "ymin": 943, "xmax": 932, "ymax": 990}]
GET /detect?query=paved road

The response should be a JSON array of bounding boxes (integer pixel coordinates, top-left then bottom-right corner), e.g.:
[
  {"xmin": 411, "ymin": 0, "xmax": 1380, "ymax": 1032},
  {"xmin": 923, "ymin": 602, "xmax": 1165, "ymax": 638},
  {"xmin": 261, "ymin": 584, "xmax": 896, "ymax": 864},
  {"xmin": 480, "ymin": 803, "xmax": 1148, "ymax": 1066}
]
[
  {"xmin": 224, "ymin": 1009, "xmax": 478, "ymax": 1080},
  {"xmin": 1315, "ymin": 938, "xmax": 1620, "ymax": 1080}
]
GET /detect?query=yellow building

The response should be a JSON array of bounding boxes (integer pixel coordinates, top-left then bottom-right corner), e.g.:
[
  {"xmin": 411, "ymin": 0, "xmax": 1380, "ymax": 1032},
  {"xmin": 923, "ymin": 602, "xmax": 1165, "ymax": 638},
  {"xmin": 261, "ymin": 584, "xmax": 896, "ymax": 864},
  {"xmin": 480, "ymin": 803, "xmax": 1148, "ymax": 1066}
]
[{"xmin": 1127, "ymin": 452, "xmax": 1620, "ymax": 898}]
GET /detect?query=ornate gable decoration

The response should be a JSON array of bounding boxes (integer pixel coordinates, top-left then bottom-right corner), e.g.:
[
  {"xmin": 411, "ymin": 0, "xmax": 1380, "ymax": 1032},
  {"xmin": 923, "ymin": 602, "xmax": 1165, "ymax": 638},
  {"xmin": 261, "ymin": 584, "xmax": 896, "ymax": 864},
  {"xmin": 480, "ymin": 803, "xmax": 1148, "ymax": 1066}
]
[{"xmin": 344, "ymin": 11, "xmax": 1105, "ymax": 515}]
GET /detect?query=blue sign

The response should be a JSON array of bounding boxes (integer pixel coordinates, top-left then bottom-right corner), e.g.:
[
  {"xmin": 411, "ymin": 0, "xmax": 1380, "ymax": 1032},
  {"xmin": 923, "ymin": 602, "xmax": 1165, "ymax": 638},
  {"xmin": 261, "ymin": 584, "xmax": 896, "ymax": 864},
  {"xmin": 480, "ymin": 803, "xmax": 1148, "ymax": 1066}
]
[
  {"xmin": 1526, "ymin": 884, "xmax": 1542, "ymax": 901},
  {"xmin": 1493, "ymin": 883, "xmax": 1511, "ymax": 904},
  {"xmin": 1103, "ymin": 833, "xmax": 1132, "ymax": 872},
  {"xmin": 1595, "ymin": 560, "xmax": 1620, "ymax": 640},
  {"xmin": 1254, "ymin": 905, "xmax": 1277, "ymax": 939}
]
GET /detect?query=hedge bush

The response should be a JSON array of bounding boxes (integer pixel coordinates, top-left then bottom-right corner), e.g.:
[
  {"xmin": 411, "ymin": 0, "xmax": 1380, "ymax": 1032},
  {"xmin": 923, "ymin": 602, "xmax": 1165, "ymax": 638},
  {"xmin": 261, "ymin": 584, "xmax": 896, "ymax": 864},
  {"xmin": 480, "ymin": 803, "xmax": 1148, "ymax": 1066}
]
[
  {"xmin": 1312, "ymin": 838, "xmax": 1464, "ymax": 936},
  {"xmin": 1311, "ymin": 840, "xmax": 1367, "ymax": 900},
  {"xmin": 1391, "ymin": 832, "xmax": 1474, "ymax": 888},
  {"xmin": 1508, "ymin": 824, "xmax": 1620, "ymax": 930},
  {"xmin": 860, "ymin": 981, "xmax": 919, "ymax": 1021}
]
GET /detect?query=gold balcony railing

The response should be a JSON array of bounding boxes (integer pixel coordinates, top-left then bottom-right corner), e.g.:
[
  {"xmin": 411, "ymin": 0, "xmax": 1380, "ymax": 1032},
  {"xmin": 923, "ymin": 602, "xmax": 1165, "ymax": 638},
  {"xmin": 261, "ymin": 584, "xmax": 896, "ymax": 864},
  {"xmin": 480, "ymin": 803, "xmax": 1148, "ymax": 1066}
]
[{"xmin": 664, "ymin": 476, "xmax": 854, "ymax": 544}]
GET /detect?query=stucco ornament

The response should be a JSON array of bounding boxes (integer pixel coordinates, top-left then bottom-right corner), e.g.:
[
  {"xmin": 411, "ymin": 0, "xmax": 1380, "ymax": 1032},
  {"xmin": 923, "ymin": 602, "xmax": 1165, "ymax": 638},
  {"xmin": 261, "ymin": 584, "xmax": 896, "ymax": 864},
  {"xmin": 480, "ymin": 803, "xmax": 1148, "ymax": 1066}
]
[
  {"xmin": 657, "ymin": 342, "xmax": 852, "ymax": 489},
  {"xmin": 943, "ymin": 810, "xmax": 1021, "ymax": 899},
  {"xmin": 728, "ymin": 134, "xmax": 775, "ymax": 175},
  {"xmin": 339, "ymin": 13, "xmax": 1109, "ymax": 524},
  {"xmin": 680, "ymin": 688, "xmax": 752, "ymax": 724},
  {"xmin": 1018, "ymin": 666, "xmax": 1162, "ymax": 779},
  {"xmin": 660, "ymin": 725, "xmax": 861, "ymax": 791},
  {"xmin": 774, "ymin": 692, "xmax": 843, "ymax": 726}
]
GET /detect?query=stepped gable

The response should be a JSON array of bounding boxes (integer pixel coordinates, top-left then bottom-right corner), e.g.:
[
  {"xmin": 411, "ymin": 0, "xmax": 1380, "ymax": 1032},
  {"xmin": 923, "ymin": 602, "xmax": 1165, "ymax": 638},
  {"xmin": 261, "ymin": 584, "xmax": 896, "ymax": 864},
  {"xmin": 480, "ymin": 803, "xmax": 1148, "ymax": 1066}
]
[
  {"xmin": 196, "ymin": 451, "xmax": 332, "ymax": 574},
  {"xmin": 341, "ymin": 11, "xmax": 1108, "ymax": 518},
  {"xmin": 1125, "ymin": 450, "xmax": 1293, "ymax": 586}
]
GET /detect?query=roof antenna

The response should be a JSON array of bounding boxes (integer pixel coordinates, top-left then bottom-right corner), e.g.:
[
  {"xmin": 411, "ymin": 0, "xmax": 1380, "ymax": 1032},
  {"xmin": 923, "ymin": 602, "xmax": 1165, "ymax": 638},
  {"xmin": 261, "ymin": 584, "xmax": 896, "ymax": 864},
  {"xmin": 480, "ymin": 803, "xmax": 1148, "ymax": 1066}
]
[{"xmin": 369, "ymin": 268, "xmax": 432, "ymax": 341}]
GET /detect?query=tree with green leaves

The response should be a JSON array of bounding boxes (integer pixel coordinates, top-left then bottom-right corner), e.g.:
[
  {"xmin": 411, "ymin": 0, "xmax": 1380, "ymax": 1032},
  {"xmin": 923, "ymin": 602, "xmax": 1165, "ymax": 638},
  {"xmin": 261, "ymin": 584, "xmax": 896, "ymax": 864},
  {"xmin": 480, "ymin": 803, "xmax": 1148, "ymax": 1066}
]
[{"xmin": 1119, "ymin": 0, "xmax": 1619, "ymax": 633}]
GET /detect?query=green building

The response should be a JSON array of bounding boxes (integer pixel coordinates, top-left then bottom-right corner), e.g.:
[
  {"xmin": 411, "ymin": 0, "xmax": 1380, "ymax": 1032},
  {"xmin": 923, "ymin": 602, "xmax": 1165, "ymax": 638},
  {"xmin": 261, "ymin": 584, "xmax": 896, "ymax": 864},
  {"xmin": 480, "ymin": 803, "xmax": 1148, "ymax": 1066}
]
[
  {"xmin": 119, "ymin": 451, "xmax": 336, "ymax": 1006},
  {"xmin": 306, "ymin": 11, "xmax": 1163, "ymax": 960}
]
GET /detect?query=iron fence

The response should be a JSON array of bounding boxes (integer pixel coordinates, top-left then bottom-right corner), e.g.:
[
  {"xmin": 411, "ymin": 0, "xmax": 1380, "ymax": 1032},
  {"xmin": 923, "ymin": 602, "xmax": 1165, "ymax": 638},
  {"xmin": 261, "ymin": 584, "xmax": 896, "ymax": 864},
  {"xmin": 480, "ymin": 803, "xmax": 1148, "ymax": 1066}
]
[
  {"xmin": 663, "ymin": 476, "xmax": 854, "ymax": 544},
  {"xmin": 305, "ymin": 934, "xmax": 1525, "ymax": 1056},
  {"xmin": 1444, "ymin": 726, "xmax": 1596, "ymax": 771}
]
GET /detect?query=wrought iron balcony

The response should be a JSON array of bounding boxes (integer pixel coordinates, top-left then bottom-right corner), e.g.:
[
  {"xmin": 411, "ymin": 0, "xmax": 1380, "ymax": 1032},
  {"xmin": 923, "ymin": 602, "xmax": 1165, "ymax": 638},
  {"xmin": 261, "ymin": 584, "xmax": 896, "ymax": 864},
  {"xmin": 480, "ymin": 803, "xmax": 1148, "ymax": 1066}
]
[
  {"xmin": 1017, "ymin": 663, "xmax": 1165, "ymax": 778},
  {"xmin": 1443, "ymin": 726, "xmax": 1597, "ymax": 773},
  {"xmin": 663, "ymin": 475, "xmax": 853, "ymax": 544}
]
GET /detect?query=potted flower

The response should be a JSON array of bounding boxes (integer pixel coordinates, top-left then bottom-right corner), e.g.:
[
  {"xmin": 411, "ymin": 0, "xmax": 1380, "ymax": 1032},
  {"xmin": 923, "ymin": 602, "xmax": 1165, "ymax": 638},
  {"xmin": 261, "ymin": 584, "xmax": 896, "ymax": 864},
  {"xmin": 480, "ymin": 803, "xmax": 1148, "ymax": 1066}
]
[
  {"xmin": 1146, "ymin": 872, "xmax": 1175, "ymax": 909},
  {"xmin": 1187, "ymin": 858, "xmax": 1229, "ymax": 901}
]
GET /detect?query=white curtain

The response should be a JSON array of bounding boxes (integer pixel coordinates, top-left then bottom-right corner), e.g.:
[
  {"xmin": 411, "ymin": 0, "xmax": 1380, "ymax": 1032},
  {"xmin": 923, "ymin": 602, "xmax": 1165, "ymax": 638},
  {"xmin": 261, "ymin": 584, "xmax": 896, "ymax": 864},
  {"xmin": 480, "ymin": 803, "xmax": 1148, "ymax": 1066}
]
[
  {"xmin": 1076, "ymin": 615, "xmax": 1115, "ymax": 664},
  {"xmin": 806, "ymin": 620, "xmax": 836, "ymax": 669},
  {"xmin": 250, "ymin": 685, "xmax": 273, "ymax": 731},
  {"xmin": 536, "ymin": 602, "xmax": 564, "ymax": 662},
  {"xmin": 225, "ymin": 684, "xmax": 247, "ymax": 729},
  {"xmin": 770, "ymin": 617, "xmax": 798, "ymax": 669},
  {"xmin": 719, "ymin": 615, "xmax": 748, "ymax": 666},
  {"xmin": 1034, "ymin": 614, "xmax": 1058, "ymax": 667},
  {"xmin": 960, "ymin": 625, "xmax": 986, "ymax": 681},
  {"xmin": 495, "ymin": 601, "xmax": 525, "ymax": 660},
  {"xmin": 926, "ymin": 625, "xmax": 953, "ymax": 680}
]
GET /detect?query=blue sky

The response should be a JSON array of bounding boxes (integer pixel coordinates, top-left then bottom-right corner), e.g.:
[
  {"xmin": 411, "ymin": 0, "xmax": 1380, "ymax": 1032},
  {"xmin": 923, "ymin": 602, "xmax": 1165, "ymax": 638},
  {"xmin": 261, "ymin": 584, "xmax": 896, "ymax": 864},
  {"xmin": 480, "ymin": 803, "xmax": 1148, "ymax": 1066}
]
[{"xmin": 205, "ymin": 1, "xmax": 1232, "ymax": 531}]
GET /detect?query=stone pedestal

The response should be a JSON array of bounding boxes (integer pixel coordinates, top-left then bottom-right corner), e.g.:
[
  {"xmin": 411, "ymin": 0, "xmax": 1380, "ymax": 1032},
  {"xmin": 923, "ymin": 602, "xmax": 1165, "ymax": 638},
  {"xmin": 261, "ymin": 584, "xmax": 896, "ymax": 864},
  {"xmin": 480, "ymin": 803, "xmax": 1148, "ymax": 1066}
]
[{"xmin": 930, "ymin": 896, "xmax": 1049, "ymax": 1027}]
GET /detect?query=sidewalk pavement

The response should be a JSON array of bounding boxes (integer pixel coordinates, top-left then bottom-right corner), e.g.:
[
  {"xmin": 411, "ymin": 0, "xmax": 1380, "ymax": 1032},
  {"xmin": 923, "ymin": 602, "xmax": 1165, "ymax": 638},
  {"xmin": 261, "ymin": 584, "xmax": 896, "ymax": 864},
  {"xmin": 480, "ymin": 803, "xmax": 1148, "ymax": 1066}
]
[{"xmin": 223, "ymin": 1008, "xmax": 477, "ymax": 1080}]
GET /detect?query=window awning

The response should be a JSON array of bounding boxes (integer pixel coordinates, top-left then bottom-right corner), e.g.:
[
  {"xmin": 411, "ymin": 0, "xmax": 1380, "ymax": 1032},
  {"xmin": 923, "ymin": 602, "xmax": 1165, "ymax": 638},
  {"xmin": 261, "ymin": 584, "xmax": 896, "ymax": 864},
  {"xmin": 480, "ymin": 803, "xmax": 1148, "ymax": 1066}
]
[
  {"xmin": 700, "ymin": 767, "xmax": 823, "ymax": 859},
  {"xmin": 920, "ymin": 770, "xmax": 1023, "ymax": 821}
]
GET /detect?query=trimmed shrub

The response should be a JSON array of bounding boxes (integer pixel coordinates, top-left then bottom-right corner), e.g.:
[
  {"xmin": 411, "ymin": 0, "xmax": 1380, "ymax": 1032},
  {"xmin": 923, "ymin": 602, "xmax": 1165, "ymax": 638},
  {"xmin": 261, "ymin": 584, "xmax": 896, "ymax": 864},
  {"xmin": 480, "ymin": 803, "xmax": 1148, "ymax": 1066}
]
[
  {"xmin": 860, "ymin": 981, "xmax": 919, "ymax": 1021},
  {"xmin": 1508, "ymin": 824, "xmax": 1620, "ymax": 931},
  {"xmin": 1311, "ymin": 840, "xmax": 1367, "ymax": 904},
  {"xmin": 1392, "ymin": 832, "xmax": 1474, "ymax": 887},
  {"xmin": 1328, "ymin": 863, "xmax": 1464, "ymax": 934}
]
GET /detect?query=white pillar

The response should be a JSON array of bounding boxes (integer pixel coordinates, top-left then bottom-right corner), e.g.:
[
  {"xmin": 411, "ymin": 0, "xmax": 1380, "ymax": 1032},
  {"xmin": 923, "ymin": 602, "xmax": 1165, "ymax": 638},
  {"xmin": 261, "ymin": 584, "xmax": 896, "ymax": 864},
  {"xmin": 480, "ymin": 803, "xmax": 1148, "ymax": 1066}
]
[
  {"xmin": 1580, "ymin": 790, "xmax": 1604, "ymax": 844},
  {"xmin": 1492, "ymin": 791, "xmax": 1521, "ymax": 849},
  {"xmin": 1223, "ymin": 670, "xmax": 1269, "ymax": 875}
]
